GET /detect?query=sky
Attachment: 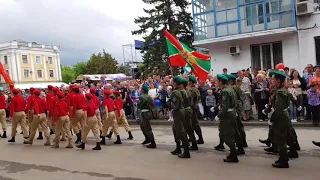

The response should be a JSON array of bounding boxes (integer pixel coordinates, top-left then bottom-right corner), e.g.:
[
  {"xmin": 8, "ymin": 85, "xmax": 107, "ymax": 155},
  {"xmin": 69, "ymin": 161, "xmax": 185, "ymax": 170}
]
[{"xmin": 0, "ymin": 0, "xmax": 152, "ymax": 65}]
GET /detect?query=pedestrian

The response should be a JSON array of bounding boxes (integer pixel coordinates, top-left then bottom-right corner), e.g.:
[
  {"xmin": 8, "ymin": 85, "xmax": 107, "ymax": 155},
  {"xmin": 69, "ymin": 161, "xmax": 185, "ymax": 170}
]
[
  {"xmin": 0, "ymin": 87, "xmax": 7, "ymax": 138},
  {"xmin": 52, "ymin": 91, "xmax": 73, "ymax": 148},
  {"xmin": 24, "ymin": 89, "xmax": 50, "ymax": 146},
  {"xmin": 8, "ymin": 88, "xmax": 29, "ymax": 143},
  {"xmin": 188, "ymin": 75, "xmax": 204, "ymax": 144},
  {"xmin": 77, "ymin": 93, "xmax": 101, "ymax": 150},
  {"xmin": 101, "ymin": 90, "xmax": 121, "ymax": 145},
  {"xmin": 205, "ymin": 89, "xmax": 216, "ymax": 121},
  {"xmin": 306, "ymin": 81, "xmax": 320, "ymax": 126},
  {"xmin": 169, "ymin": 76, "xmax": 190, "ymax": 158},
  {"xmin": 138, "ymin": 84, "xmax": 157, "ymax": 148}
]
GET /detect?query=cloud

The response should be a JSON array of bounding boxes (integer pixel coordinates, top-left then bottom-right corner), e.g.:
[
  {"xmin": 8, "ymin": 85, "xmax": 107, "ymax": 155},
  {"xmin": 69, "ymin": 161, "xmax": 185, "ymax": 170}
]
[{"xmin": 0, "ymin": 0, "xmax": 146, "ymax": 65}]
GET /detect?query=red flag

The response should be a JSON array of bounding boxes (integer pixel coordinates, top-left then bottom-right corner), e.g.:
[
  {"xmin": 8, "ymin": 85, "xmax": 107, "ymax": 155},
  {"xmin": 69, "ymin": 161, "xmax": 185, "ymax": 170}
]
[{"xmin": 0, "ymin": 62, "xmax": 14, "ymax": 88}]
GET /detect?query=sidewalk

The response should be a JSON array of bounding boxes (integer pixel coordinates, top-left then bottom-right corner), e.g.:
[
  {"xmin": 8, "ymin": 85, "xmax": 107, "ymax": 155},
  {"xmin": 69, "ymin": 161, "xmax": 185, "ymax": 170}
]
[{"xmin": 126, "ymin": 119, "xmax": 317, "ymax": 127}]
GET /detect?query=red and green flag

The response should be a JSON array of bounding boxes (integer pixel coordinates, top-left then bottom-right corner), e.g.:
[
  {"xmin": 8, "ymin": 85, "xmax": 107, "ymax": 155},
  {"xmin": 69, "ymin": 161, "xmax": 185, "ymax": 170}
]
[{"xmin": 164, "ymin": 30, "xmax": 211, "ymax": 82}]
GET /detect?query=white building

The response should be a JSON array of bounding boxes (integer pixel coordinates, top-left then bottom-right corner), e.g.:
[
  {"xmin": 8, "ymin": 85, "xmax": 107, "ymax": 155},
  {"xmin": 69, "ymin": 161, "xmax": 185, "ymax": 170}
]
[
  {"xmin": 192, "ymin": 0, "xmax": 320, "ymax": 75},
  {"xmin": 0, "ymin": 40, "xmax": 62, "ymax": 87}
]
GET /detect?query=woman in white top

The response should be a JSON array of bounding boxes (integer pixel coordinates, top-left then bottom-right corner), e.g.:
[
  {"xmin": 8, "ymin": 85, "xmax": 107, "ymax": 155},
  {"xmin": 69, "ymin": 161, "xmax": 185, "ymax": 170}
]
[
  {"xmin": 148, "ymin": 82, "xmax": 158, "ymax": 118},
  {"xmin": 290, "ymin": 70, "xmax": 307, "ymax": 120}
]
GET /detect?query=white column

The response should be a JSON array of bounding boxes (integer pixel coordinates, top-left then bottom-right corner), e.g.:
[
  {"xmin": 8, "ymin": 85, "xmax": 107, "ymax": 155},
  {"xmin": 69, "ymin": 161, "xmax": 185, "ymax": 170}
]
[
  {"xmin": 10, "ymin": 50, "xmax": 18, "ymax": 83},
  {"xmin": 30, "ymin": 54, "xmax": 35, "ymax": 81},
  {"xmin": 56, "ymin": 52, "xmax": 62, "ymax": 82},
  {"xmin": 43, "ymin": 55, "xmax": 48, "ymax": 80}
]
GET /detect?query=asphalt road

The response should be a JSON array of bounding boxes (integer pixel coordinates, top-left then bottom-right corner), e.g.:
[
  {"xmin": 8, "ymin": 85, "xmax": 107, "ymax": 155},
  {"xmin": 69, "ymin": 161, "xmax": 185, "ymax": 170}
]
[{"xmin": 0, "ymin": 125, "xmax": 319, "ymax": 180}]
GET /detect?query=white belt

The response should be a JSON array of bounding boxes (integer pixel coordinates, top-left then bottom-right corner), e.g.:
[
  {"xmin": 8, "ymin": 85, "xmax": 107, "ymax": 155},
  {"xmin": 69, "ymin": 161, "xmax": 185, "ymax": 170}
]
[
  {"xmin": 227, "ymin": 109, "xmax": 234, "ymax": 112},
  {"xmin": 141, "ymin": 109, "xmax": 150, "ymax": 112}
]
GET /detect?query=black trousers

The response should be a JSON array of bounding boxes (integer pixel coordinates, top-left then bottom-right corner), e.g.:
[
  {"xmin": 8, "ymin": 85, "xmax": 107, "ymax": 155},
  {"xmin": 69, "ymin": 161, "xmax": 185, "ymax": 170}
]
[
  {"xmin": 256, "ymin": 99, "xmax": 268, "ymax": 120},
  {"xmin": 311, "ymin": 105, "xmax": 320, "ymax": 123}
]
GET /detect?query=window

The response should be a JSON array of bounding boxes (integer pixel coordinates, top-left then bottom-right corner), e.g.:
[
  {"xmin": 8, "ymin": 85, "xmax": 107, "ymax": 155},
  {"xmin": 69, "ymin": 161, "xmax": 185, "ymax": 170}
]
[
  {"xmin": 49, "ymin": 70, "xmax": 54, "ymax": 78},
  {"xmin": 37, "ymin": 70, "xmax": 43, "ymax": 78},
  {"xmin": 251, "ymin": 41, "xmax": 283, "ymax": 70},
  {"xmin": 22, "ymin": 55, "xmax": 28, "ymax": 64},
  {"xmin": 24, "ymin": 69, "xmax": 30, "ymax": 78},
  {"xmin": 36, "ymin": 56, "xmax": 41, "ymax": 64},
  {"xmin": 48, "ymin": 57, "xmax": 53, "ymax": 64},
  {"xmin": 4, "ymin": 56, "xmax": 8, "ymax": 64}
]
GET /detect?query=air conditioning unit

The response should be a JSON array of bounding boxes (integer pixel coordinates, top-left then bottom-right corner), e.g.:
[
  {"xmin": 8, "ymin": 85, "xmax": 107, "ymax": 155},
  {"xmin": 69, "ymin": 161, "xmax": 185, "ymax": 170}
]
[
  {"xmin": 296, "ymin": 0, "xmax": 313, "ymax": 16},
  {"xmin": 229, "ymin": 46, "xmax": 240, "ymax": 55}
]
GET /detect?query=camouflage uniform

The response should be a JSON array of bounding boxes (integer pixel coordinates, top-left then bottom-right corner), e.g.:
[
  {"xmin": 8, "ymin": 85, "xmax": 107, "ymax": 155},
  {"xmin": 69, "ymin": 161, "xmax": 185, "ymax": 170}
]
[{"xmin": 189, "ymin": 86, "xmax": 204, "ymax": 144}]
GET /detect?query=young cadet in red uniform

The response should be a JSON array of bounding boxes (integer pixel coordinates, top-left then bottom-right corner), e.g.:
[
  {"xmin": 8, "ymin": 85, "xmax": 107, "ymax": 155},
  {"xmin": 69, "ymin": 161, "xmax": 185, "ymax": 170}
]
[
  {"xmin": 89, "ymin": 88, "xmax": 103, "ymax": 134},
  {"xmin": 76, "ymin": 93, "xmax": 101, "ymax": 150},
  {"xmin": 101, "ymin": 90, "xmax": 121, "ymax": 145},
  {"xmin": 0, "ymin": 88, "xmax": 7, "ymax": 138},
  {"xmin": 24, "ymin": 90, "xmax": 51, "ymax": 146},
  {"xmin": 48, "ymin": 87, "xmax": 59, "ymax": 136},
  {"xmin": 72, "ymin": 85, "xmax": 86, "ymax": 144},
  {"xmin": 8, "ymin": 88, "xmax": 29, "ymax": 143},
  {"xmin": 46, "ymin": 85, "xmax": 54, "ymax": 135},
  {"xmin": 66, "ymin": 85, "xmax": 75, "ymax": 135},
  {"xmin": 106, "ymin": 91, "xmax": 133, "ymax": 140},
  {"xmin": 26, "ymin": 87, "xmax": 43, "ymax": 140},
  {"xmin": 52, "ymin": 91, "xmax": 73, "ymax": 148}
]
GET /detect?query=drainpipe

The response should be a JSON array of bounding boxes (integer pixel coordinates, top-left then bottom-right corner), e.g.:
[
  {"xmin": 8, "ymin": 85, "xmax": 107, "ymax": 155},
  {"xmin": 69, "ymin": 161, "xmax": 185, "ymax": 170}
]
[{"xmin": 14, "ymin": 50, "xmax": 20, "ymax": 83}]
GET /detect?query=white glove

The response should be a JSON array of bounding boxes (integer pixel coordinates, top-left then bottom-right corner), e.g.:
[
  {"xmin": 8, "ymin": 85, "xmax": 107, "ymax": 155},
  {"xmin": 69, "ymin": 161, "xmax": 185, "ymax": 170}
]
[
  {"xmin": 215, "ymin": 116, "xmax": 220, "ymax": 121},
  {"xmin": 293, "ymin": 96, "xmax": 297, "ymax": 101},
  {"xmin": 262, "ymin": 109, "xmax": 267, "ymax": 115},
  {"xmin": 218, "ymin": 106, "xmax": 221, "ymax": 110},
  {"xmin": 271, "ymin": 108, "xmax": 274, "ymax": 113},
  {"xmin": 265, "ymin": 104, "xmax": 269, "ymax": 108},
  {"xmin": 210, "ymin": 107, "xmax": 215, "ymax": 112},
  {"xmin": 268, "ymin": 120, "xmax": 272, "ymax": 125},
  {"xmin": 297, "ymin": 106, "xmax": 302, "ymax": 111}
]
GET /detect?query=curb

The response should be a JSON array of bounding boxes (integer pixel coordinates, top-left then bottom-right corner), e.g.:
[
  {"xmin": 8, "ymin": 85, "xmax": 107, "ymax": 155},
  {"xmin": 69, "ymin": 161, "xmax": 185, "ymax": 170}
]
[{"xmin": 127, "ymin": 120, "xmax": 315, "ymax": 127}]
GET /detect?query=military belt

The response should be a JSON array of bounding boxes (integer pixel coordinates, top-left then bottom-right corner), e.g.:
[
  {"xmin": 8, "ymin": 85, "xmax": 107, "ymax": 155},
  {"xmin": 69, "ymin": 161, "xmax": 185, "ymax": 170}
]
[
  {"xmin": 227, "ymin": 109, "xmax": 234, "ymax": 112},
  {"xmin": 141, "ymin": 109, "xmax": 150, "ymax": 112},
  {"xmin": 185, "ymin": 106, "xmax": 191, "ymax": 109}
]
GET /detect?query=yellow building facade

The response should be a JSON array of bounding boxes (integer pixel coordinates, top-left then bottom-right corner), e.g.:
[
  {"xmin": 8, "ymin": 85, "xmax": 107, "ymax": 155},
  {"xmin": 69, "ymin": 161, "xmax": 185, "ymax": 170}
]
[{"xmin": 0, "ymin": 41, "xmax": 62, "ymax": 85}]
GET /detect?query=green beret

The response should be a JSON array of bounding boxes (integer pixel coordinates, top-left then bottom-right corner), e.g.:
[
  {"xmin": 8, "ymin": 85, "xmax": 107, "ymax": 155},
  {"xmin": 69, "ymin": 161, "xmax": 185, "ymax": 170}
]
[
  {"xmin": 173, "ymin": 76, "xmax": 181, "ymax": 84},
  {"xmin": 272, "ymin": 71, "xmax": 286, "ymax": 80},
  {"xmin": 230, "ymin": 74, "xmax": 237, "ymax": 81},
  {"xmin": 188, "ymin": 75, "xmax": 197, "ymax": 83},
  {"xmin": 217, "ymin": 74, "xmax": 229, "ymax": 83},
  {"xmin": 224, "ymin": 74, "xmax": 232, "ymax": 81},
  {"xmin": 180, "ymin": 78, "xmax": 188, "ymax": 86},
  {"xmin": 142, "ymin": 84, "xmax": 149, "ymax": 93},
  {"xmin": 268, "ymin": 71, "xmax": 275, "ymax": 77},
  {"xmin": 0, "ymin": 87, "xmax": 3, "ymax": 91}
]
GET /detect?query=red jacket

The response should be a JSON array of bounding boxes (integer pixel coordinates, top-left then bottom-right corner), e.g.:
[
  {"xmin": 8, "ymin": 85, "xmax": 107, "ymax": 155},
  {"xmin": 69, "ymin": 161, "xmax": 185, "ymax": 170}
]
[
  {"xmin": 66, "ymin": 92, "xmax": 75, "ymax": 108},
  {"xmin": 25, "ymin": 94, "xmax": 35, "ymax": 112},
  {"xmin": 0, "ymin": 95, "xmax": 6, "ymax": 109},
  {"xmin": 49, "ymin": 95, "xmax": 58, "ymax": 118},
  {"xmin": 54, "ymin": 99, "xmax": 69, "ymax": 122},
  {"xmin": 72, "ymin": 93, "xmax": 86, "ymax": 118},
  {"xmin": 92, "ymin": 96, "xmax": 100, "ymax": 111},
  {"xmin": 33, "ymin": 97, "xmax": 46, "ymax": 115},
  {"xmin": 10, "ymin": 95, "xmax": 25, "ymax": 117},
  {"xmin": 46, "ymin": 92, "xmax": 53, "ymax": 110},
  {"xmin": 84, "ymin": 101, "xmax": 96, "ymax": 117},
  {"xmin": 114, "ymin": 98, "xmax": 123, "ymax": 117},
  {"xmin": 103, "ymin": 97, "xmax": 115, "ymax": 112}
]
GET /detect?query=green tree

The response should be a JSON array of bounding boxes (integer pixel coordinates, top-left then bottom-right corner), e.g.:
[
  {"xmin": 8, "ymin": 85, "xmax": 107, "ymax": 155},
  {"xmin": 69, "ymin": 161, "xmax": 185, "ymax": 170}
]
[
  {"xmin": 117, "ymin": 64, "xmax": 132, "ymax": 75},
  {"xmin": 86, "ymin": 50, "xmax": 118, "ymax": 74},
  {"xmin": 61, "ymin": 65, "xmax": 75, "ymax": 83},
  {"xmin": 132, "ymin": 0, "xmax": 193, "ymax": 76},
  {"xmin": 73, "ymin": 61, "xmax": 87, "ymax": 78}
]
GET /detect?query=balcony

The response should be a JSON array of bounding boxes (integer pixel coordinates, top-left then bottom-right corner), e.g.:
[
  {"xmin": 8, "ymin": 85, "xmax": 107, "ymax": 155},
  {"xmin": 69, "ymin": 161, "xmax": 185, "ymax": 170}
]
[{"xmin": 192, "ymin": 0, "xmax": 296, "ymax": 42}]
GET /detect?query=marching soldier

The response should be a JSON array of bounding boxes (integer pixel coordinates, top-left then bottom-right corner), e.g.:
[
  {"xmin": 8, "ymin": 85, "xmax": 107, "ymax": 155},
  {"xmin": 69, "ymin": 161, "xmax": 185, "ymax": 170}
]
[
  {"xmin": 89, "ymin": 88, "xmax": 103, "ymax": 134},
  {"xmin": 66, "ymin": 85, "xmax": 75, "ymax": 135},
  {"xmin": 188, "ymin": 75, "xmax": 204, "ymax": 144},
  {"xmin": 24, "ymin": 90, "xmax": 50, "ymax": 146},
  {"xmin": 26, "ymin": 87, "xmax": 43, "ymax": 140},
  {"xmin": 138, "ymin": 84, "xmax": 156, "ymax": 148},
  {"xmin": 8, "ymin": 88, "xmax": 29, "ymax": 143},
  {"xmin": 0, "ymin": 88, "xmax": 7, "ymax": 138},
  {"xmin": 268, "ymin": 71, "xmax": 298, "ymax": 168},
  {"xmin": 215, "ymin": 74, "xmax": 239, "ymax": 162},
  {"xmin": 72, "ymin": 85, "xmax": 86, "ymax": 144},
  {"xmin": 46, "ymin": 85, "xmax": 54, "ymax": 135},
  {"xmin": 106, "ymin": 91, "xmax": 133, "ymax": 140},
  {"xmin": 181, "ymin": 78, "xmax": 198, "ymax": 150},
  {"xmin": 52, "ymin": 91, "xmax": 73, "ymax": 148},
  {"xmin": 101, "ymin": 90, "xmax": 121, "ymax": 145},
  {"xmin": 76, "ymin": 93, "xmax": 101, "ymax": 150},
  {"xmin": 169, "ymin": 76, "xmax": 190, "ymax": 158},
  {"xmin": 48, "ymin": 87, "xmax": 59, "ymax": 134}
]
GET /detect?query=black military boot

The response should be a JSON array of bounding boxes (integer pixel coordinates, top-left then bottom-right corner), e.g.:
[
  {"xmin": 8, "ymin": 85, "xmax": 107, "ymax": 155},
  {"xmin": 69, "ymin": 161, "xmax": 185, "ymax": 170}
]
[
  {"xmin": 20, "ymin": 131, "xmax": 23, "ymax": 135},
  {"xmin": 171, "ymin": 143, "xmax": 182, "ymax": 155},
  {"xmin": 76, "ymin": 142, "xmax": 85, "ymax": 150},
  {"xmin": 50, "ymin": 129, "xmax": 54, "ymax": 135},
  {"xmin": 264, "ymin": 146, "xmax": 278, "ymax": 154},
  {"xmin": 197, "ymin": 137, "xmax": 204, "ymax": 144},
  {"xmin": 106, "ymin": 131, "xmax": 113, "ymax": 139},
  {"xmin": 99, "ymin": 130, "xmax": 102, "ymax": 138},
  {"xmin": 8, "ymin": 137, "xmax": 15, "ymax": 143},
  {"xmin": 101, "ymin": 137, "xmax": 106, "ymax": 145},
  {"xmin": 288, "ymin": 150, "xmax": 299, "ymax": 158},
  {"xmin": 189, "ymin": 141, "xmax": 199, "ymax": 151},
  {"xmin": 75, "ymin": 133, "xmax": 81, "ymax": 144},
  {"xmin": 92, "ymin": 142, "xmax": 101, "ymax": 150},
  {"xmin": 242, "ymin": 139, "xmax": 248, "ymax": 148},
  {"xmin": 114, "ymin": 135, "xmax": 122, "ymax": 144},
  {"xmin": 127, "ymin": 131, "xmax": 133, "ymax": 140},
  {"xmin": 237, "ymin": 146, "xmax": 245, "ymax": 155},
  {"xmin": 223, "ymin": 154, "xmax": 239, "ymax": 163},
  {"xmin": 214, "ymin": 141, "xmax": 225, "ymax": 151},
  {"xmin": 146, "ymin": 139, "xmax": 157, "ymax": 149},
  {"xmin": 178, "ymin": 144, "xmax": 191, "ymax": 158},
  {"xmin": 312, "ymin": 141, "xmax": 320, "ymax": 147},
  {"xmin": 272, "ymin": 160, "xmax": 289, "ymax": 168},
  {"xmin": 37, "ymin": 132, "xmax": 43, "ymax": 140},
  {"xmin": 1, "ymin": 131, "xmax": 7, "ymax": 138},
  {"xmin": 141, "ymin": 135, "xmax": 150, "ymax": 145},
  {"xmin": 259, "ymin": 139, "xmax": 271, "ymax": 147}
]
